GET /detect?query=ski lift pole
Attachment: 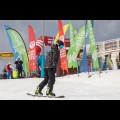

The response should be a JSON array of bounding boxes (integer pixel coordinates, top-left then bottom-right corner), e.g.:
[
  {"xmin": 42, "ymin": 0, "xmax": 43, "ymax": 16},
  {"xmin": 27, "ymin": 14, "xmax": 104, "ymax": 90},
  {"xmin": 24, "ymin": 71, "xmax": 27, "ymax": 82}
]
[
  {"xmin": 62, "ymin": 70, "xmax": 64, "ymax": 78},
  {"xmin": 99, "ymin": 68, "xmax": 101, "ymax": 78},
  {"xmin": 67, "ymin": 69, "xmax": 69, "ymax": 78},
  {"xmin": 41, "ymin": 20, "xmax": 45, "ymax": 78},
  {"xmin": 77, "ymin": 60, "xmax": 79, "ymax": 77},
  {"xmin": 42, "ymin": 20, "xmax": 44, "ymax": 55}
]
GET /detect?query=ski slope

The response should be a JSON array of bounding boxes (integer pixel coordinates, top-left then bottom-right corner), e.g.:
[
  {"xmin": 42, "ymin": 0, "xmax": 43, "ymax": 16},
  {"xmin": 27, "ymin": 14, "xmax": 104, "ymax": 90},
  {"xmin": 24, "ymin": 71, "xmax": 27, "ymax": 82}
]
[{"xmin": 0, "ymin": 70, "xmax": 120, "ymax": 100}]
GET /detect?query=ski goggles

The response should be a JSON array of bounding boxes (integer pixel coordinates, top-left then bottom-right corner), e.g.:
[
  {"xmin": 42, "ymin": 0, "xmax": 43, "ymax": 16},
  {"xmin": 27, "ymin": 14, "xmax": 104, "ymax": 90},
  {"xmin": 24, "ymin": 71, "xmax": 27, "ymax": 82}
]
[{"xmin": 59, "ymin": 45, "xmax": 64, "ymax": 49}]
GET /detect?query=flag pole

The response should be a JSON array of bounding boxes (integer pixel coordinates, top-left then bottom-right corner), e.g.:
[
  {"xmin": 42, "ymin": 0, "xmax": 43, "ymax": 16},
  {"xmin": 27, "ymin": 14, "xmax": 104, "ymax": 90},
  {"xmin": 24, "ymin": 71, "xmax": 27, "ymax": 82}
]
[
  {"xmin": 42, "ymin": 20, "xmax": 44, "ymax": 55},
  {"xmin": 40, "ymin": 20, "xmax": 45, "ymax": 78}
]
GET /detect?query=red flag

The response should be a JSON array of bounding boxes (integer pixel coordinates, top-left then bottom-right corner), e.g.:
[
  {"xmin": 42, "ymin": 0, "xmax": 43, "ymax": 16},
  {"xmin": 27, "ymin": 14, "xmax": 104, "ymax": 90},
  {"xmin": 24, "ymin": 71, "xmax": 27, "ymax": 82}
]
[
  {"xmin": 28, "ymin": 25, "xmax": 37, "ymax": 72},
  {"xmin": 36, "ymin": 36, "xmax": 53, "ymax": 56},
  {"xmin": 36, "ymin": 36, "xmax": 43, "ymax": 56},
  {"xmin": 58, "ymin": 20, "xmax": 68, "ymax": 73}
]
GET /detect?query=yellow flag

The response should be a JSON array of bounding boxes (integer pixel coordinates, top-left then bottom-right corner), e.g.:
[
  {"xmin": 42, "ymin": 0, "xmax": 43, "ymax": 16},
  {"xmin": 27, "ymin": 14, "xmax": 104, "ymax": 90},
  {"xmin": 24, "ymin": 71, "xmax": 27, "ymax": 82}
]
[{"xmin": 54, "ymin": 24, "xmax": 69, "ymax": 44}]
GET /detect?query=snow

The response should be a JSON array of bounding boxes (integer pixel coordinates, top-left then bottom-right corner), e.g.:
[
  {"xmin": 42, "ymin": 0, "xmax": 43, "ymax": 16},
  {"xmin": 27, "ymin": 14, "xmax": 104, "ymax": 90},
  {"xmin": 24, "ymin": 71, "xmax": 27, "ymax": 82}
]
[{"xmin": 0, "ymin": 70, "xmax": 120, "ymax": 100}]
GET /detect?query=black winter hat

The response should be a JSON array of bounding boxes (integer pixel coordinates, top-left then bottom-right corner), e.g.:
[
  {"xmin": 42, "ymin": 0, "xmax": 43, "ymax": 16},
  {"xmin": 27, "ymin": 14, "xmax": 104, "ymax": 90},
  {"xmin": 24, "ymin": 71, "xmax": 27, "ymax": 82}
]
[{"xmin": 56, "ymin": 40, "xmax": 64, "ymax": 47}]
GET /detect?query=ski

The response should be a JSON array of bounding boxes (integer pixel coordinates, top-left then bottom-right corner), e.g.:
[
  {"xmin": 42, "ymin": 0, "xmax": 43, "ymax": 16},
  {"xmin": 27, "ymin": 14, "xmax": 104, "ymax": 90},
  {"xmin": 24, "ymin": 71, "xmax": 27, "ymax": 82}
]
[{"xmin": 26, "ymin": 93, "xmax": 65, "ymax": 98}]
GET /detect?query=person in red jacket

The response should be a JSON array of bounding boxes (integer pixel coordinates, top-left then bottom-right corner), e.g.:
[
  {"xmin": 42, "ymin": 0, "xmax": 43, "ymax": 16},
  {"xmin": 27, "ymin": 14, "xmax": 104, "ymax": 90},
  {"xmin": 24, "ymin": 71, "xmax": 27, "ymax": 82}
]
[{"xmin": 6, "ymin": 62, "xmax": 12, "ymax": 79}]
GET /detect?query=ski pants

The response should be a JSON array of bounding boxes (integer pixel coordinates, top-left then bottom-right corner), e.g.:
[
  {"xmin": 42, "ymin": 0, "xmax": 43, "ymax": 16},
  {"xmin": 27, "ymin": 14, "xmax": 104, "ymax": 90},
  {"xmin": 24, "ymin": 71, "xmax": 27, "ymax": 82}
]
[
  {"xmin": 7, "ymin": 71, "xmax": 11, "ymax": 79},
  {"xmin": 18, "ymin": 70, "xmax": 22, "ymax": 78},
  {"xmin": 38, "ymin": 68, "xmax": 55, "ymax": 92}
]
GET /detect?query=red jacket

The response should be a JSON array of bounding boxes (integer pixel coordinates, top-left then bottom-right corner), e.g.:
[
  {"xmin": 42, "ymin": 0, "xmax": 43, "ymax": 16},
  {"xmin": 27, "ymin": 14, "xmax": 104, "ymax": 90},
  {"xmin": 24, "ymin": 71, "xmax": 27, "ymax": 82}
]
[{"xmin": 6, "ymin": 65, "xmax": 11, "ymax": 72}]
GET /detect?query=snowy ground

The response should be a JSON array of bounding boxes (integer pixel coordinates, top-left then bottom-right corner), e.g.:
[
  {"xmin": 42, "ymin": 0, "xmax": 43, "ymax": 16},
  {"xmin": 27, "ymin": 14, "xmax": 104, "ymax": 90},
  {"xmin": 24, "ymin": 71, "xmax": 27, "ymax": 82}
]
[{"xmin": 0, "ymin": 70, "xmax": 120, "ymax": 100}]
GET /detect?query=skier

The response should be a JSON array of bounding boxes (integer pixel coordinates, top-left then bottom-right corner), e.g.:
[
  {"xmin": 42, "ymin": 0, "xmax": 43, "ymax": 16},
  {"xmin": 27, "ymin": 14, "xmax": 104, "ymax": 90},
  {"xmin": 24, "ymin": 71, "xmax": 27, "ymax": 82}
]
[{"xmin": 35, "ymin": 40, "xmax": 64, "ymax": 97}]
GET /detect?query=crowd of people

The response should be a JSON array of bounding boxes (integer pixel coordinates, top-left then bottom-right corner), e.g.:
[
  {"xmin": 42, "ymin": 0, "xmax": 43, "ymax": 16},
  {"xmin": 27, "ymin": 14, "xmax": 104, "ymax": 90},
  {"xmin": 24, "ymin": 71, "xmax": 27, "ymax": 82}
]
[
  {"xmin": 0, "ymin": 54, "xmax": 43, "ymax": 79},
  {"xmin": 77, "ymin": 53, "xmax": 120, "ymax": 73},
  {"xmin": 1, "ymin": 51, "xmax": 120, "ymax": 80},
  {"xmin": 1, "ymin": 52, "xmax": 120, "ymax": 80},
  {"xmin": 1, "ymin": 57, "xmax": 24, "ymax": 79}
]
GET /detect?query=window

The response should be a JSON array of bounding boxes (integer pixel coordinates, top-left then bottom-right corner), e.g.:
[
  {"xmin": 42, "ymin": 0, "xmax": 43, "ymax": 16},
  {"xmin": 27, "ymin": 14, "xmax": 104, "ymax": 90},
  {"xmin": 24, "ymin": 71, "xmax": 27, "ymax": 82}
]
[{"xmin": 105, "ymin": 41, "xmax": 117, "ymax": 50}]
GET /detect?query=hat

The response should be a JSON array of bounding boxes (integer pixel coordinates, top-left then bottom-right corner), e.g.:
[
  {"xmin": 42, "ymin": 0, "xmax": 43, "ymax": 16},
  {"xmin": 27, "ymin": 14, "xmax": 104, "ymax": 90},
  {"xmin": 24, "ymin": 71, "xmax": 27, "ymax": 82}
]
[
  {"xmin": 8, "ymin": 62, "xmax": 11, "ymax": 65},
  {"xmin": 56, "ymin": 40, "xmax": 64, "ymax": 48}
]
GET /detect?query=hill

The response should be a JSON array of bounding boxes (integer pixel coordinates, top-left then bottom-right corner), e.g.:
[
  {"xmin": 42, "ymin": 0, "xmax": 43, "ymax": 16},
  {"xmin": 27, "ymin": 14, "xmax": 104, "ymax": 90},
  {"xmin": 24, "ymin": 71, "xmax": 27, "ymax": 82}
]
[{"xmin": 0, "ymin": 70, "xmax": 120, "ymax": 100}]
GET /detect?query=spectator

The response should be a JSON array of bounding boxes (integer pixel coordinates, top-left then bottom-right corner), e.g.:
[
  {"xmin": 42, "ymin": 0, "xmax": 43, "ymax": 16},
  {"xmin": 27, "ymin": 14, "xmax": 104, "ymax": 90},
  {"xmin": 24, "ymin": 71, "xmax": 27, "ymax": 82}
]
[
  {"xmin": 87, "ymin": 58, "xmax": 91, "ymax": 72},
  {"xmin": 6, "ymin": 62, "xmax": 12, "ymax": 79},
  {"xmin": 102, "ymin": 55, "xmax": 107, "ymax": 71},
  {"xmin": 116, "ymin": 56, "xmax": 120, "ymax": 69},
  {"xmin": 15, "ymin": 58, "xmax": 23, "ymax": 78},
  {"xmin": 2, "ymin": 66, "xmax": 7, "ymax": 79},
  {"xmin": 106, "ymin": 54, "xmax": 113, "ymax": 70}
]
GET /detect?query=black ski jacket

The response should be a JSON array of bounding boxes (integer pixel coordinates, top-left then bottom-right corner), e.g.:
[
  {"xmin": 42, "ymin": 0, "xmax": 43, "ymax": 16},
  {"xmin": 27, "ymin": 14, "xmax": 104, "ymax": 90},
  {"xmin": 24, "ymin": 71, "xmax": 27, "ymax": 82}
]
[
  {"xmin": 44, "ymin": 44, "xmax": 60, "ymax": 68},
  {"xmin": 15, "ymin": 60, "xmax": 23, "ymax": 71}
]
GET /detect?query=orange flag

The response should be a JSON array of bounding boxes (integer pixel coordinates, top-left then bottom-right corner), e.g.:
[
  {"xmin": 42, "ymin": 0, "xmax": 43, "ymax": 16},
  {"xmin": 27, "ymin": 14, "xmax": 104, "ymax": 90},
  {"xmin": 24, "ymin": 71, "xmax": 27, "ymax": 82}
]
[
  {"xmin": 28, "ymin": 25, "xmax": 37, "ymax": 72},
  {"xmin": 58, "ymin": 20, "xmax": 68, "ymax": 73}
]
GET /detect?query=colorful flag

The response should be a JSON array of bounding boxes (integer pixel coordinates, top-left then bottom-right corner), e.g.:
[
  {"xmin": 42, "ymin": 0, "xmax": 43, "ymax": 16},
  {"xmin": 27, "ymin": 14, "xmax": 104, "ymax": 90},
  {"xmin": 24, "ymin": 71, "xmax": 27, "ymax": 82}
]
[
  {"xmin": 54, "ymin": 24, "xmax": 69, "ymax": 44},
  {"xmin": 4, "ymin": 25, "xmax": 20, "ymax": 61},
  {"xmin": 81, "ymin": 21, "xmax": 89, "ymax": 72},
  {"xmin": 67, "ymin": 25, "xmax": 86, "ymax": 68},
  {"xmin": 36, "ymin": 36, "xmax": 43, "ymax": 56},
  {"xmin": 67, "ymin": 20, "xmax": 77, "ymax": 68},
  {"xmin": 58, "ymin": 20, "xmax": 68, "ymax": 73},
  {"xmin": 28, "ymin": 25, "xmax": 37, "ymax": 72},
  {"xmin": 69, "ymin": 20, "xmax": 76, "ymax": 49},
  {"xmin": 5, "ymin": 25, "xmax": 29, "ymax": 73},
  {"xmin": 88, "ymin": 20, "xmax": 99, "ymax": 70}
]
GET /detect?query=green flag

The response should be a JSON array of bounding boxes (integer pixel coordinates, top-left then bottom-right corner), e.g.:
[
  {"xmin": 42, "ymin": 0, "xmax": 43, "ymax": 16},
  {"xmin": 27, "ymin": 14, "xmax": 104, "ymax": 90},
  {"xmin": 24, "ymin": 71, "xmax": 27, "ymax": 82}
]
[
  {"xmin": 67, "ymin": 20, "xmax": 75, "ymax": 68},
  {"xmin": 88, "ymin": 20, "xmax": 99, "ymax": 70},
  {"xmin": 67, "ymin": 25, "xmax": 85, "ymax": 68},
  {"xmin": 6, "ymin": 27, "xmax": 29, "ymax": 73},
  {"xmin": 69, "ymin": 20, "xmax": 76, "ymax": 48}
]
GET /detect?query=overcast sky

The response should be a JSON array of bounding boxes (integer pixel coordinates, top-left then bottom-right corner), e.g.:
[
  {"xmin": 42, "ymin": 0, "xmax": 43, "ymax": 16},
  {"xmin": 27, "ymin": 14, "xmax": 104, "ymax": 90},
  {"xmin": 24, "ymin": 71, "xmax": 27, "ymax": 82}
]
[{"xmin": 0, "ymin": 20, "xmax": 120, "ymax": 52}]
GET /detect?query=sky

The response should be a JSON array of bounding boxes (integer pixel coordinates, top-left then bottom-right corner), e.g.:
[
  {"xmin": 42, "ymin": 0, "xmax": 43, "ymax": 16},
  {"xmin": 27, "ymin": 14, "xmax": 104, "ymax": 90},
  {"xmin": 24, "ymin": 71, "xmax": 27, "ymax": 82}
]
[
  {"xmin": 0, "ymin": 70, "xmax": 120, "ymax": 100},
  {"xmin": 0, "ymin": 20, "xmax": 120, "ymax": 52}
]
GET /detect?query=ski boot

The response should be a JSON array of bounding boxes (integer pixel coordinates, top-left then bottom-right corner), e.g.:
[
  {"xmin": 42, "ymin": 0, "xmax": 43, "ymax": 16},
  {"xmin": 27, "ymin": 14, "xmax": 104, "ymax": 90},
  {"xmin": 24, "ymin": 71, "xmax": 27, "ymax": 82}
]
[
  {"xmin": 46, "ymin": 87, "xmax": 56, "ymax": 97},
  {"xmin": 35, "ymin": 86, "xmax": 43, "ymax": 96}
]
